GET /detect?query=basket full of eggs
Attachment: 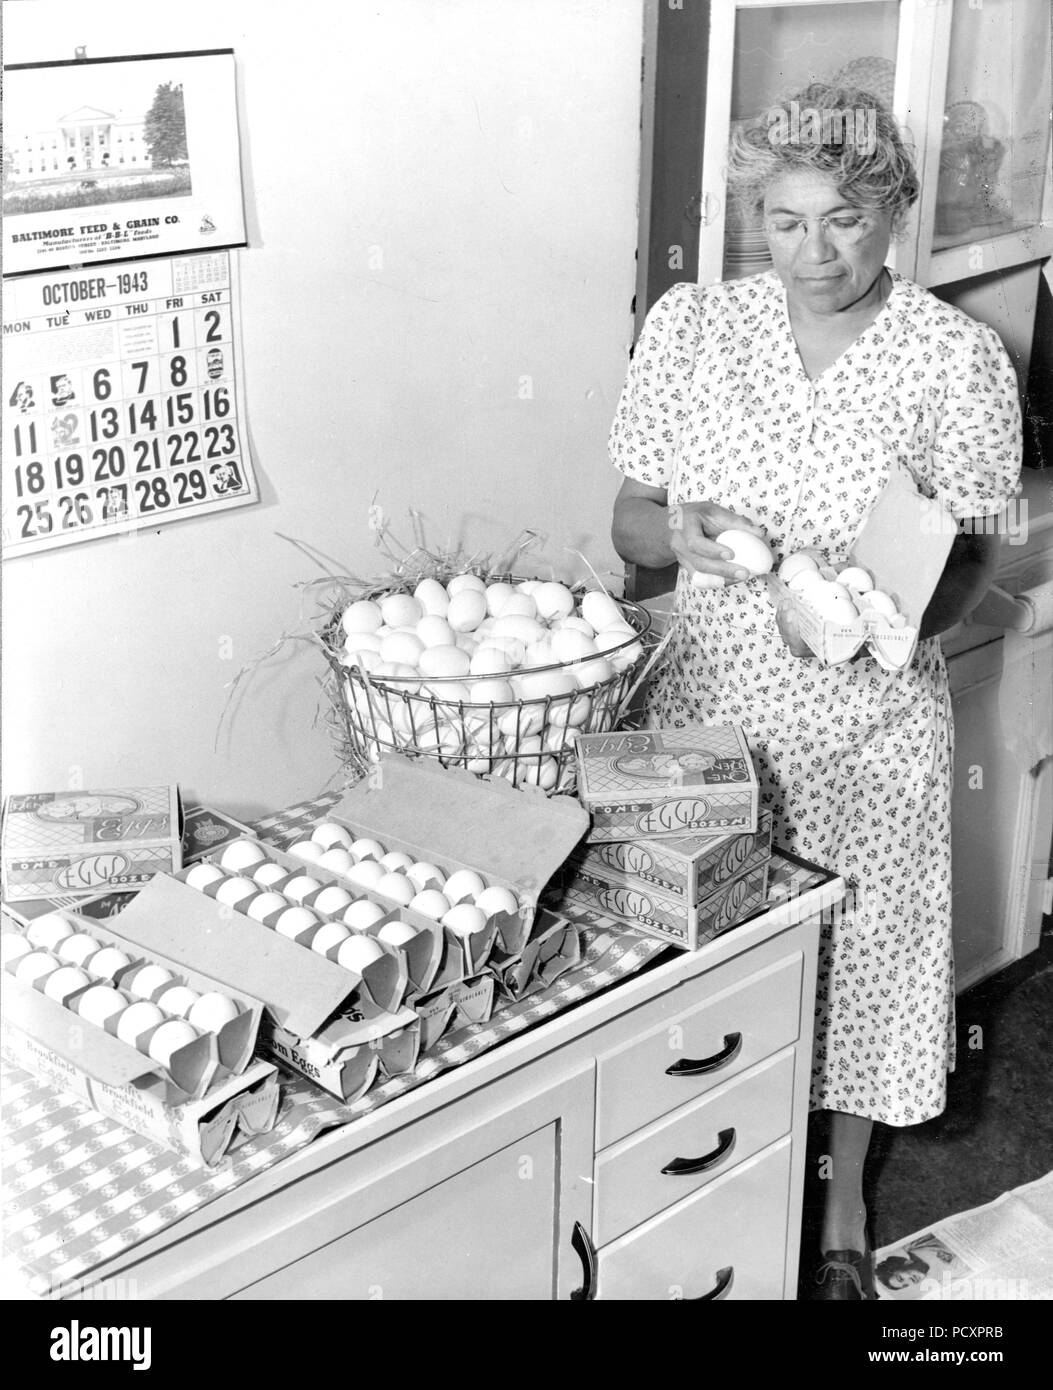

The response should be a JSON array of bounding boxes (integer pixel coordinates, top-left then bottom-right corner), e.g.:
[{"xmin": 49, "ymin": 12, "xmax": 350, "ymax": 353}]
[{"xmin": 323, "ymin": 572, "xmax": 654, "ymax": 793}]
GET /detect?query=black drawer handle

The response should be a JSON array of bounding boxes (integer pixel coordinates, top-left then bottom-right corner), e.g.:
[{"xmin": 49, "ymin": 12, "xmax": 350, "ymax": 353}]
[
  {"xmin": 665, "ymin": 1031, "xmax": 742, "ymax": 1076},
  {"xmin": 661, "ymin": 1126, "xmax": 736, "ymax": 1176},
  {"xmin": 688, "ymin": 1265, "xmax": 734, "ymax": 1301},
  {"xmin": 570, "ymin": 1221, "xmax": 597, "ymax": 1301}
]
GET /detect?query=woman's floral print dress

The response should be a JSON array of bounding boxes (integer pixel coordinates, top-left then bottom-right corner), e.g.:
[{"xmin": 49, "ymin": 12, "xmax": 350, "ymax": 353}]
[{"xmin": 610, "ymin": 271, "xmax": 1021, "ymax": 1125}]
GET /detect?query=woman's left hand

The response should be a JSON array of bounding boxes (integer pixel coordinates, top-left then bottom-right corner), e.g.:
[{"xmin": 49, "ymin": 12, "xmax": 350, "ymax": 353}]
[{"xmin": 774, "ymin": 596, "xmax": 814, "ymax": 659}]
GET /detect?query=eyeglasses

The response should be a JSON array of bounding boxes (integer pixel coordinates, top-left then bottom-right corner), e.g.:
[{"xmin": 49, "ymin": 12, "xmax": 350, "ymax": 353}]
[{"xmin": 763, "ymin": 213, "xmax": 875, "ymax": 246}]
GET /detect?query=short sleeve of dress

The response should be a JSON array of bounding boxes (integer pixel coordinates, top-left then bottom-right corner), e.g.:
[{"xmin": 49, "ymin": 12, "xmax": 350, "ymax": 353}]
[
  {"xmin": 922, "ymin": 320, "xmax": 1022, "ymax": 519},
  {"xmin": 608, "ymin": 282, "xmax": 705, "ymax": 490}
]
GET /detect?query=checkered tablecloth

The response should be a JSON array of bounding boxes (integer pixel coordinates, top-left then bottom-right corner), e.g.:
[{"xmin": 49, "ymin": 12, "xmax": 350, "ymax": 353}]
[{"xmin": 2, "ymin": 794, "xmax": 830, "ymax": 1295}]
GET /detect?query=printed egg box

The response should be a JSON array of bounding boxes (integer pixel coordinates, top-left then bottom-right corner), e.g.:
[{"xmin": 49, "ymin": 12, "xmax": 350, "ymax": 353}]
[
  {"xmin": 329, "ymin": 753, "xmax": 591, "ymax": 961},
  {"xmin": 191, "ymin": 838, "xmax": 431, "ymax": 1007},
  {"xmin": 565, "ymin": 812, "xmax": 773, "ymax": 950},
  {"xmin": 1, "ymin": 785, "xmax": 182, "ymax": 904},
  {"xmin": 574, "ymin": 727, "xmax": 759, "ymax": 844},
  {"xmin": 770, "ymin": 463, "xmax": 957, "ymax": 670},
  {"xmin": 114, "ymin": 874, "xmax": 418, "ymax": 1102},
  {"xmin": 0, "ymin": 917, "xmax": 277, "ymax": 1168},
  {"xmin": 551, "ymin": 858, "xmax": 770, "ymax": 951},
  {"xmin": 181, "ymin": 802, "xmax": 259, "ymax": 865}
]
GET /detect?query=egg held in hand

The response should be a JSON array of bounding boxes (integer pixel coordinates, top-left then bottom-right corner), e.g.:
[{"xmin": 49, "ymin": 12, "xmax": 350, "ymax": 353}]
[{"xmin": 715, "ymin": 530, "xmax": 774, "ymax": 578}]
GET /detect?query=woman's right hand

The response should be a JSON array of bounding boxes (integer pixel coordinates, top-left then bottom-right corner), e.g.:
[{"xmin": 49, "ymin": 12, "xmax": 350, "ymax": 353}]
[{"xmin": 668, "ymin": 501, "xmax": 766, "ymax": 585}]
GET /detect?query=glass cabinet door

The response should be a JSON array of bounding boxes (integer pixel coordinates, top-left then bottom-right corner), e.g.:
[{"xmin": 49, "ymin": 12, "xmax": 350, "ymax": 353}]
[
  {"xmin": 929, "ymin": 0, "xmax": 1052, "ymax": 269},
  {"xmin": 705, "ymin": 0, "xmax": 903, "ymax": 283}
]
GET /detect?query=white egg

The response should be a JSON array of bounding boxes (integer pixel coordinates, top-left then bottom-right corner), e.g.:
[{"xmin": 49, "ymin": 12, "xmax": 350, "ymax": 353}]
[
  {"xmin": 342, "ymin": 900, "xmax": 388, "ymax": 930},
  {"xmin": 311, "ymin": 821, "xmax": 354, "ymax": 850},
  {"xmin": 573, "ymin": 656, "xmax": 615, "ymax": 689},
  {"xmin": 580, "ymin": 591, "xmax": 622, "ymax": 632},
  {"xmin": 521, "ymin": 640, "xmax": 556, "ymax": 670},
  {"xmin": 889, "ymin": 614, "xmax": 908, "ymax": 630},
  {"xmin": 343, "ymin": 648, "xmax": 383, "ymax": 674},
  {"xmin": 533, "ymin": 581, "xmax": 576, "ymax": 621},
  {"xmin": 288, "ymin": 839, "xmax": 325, "ymax": 864},
  {"xmin": 414, "ymin": 577, "xmax": 451, "ymax": 617},
  {"xmin": 444, "ymin": 868, "xmax": 486, "ymax": 904},
  {"xmin": 470, "ymin": 646, "xmax": 512, "ymax": 677},
  {"xmin": 117, "ymin": 1001, "xmax": 165, "ymax": 1046},
  {"xmin": 520, "ymin": 757, "xmax": 559, "ymax": 790},
  {"xmin": 349, "ymin": 837, "xmax": 386, "ymax": 862},
  {"xmin": 26, "ymin": 912, "xmax": 75, "ymax": 952},
  {"xmin": 127, "ymin": 963, "xmax": 174, "ymax": 1000},
  {"xmin": 447, "ymin": 589, "xmax": 488, "ymax": 633},
  {"xmin": 497, "ymin": 703, "xmax": 545, "ymax": 738},
  {"xmin": 498, "ymin": 591, "xmax": 539, "ymax": 620},
  {"xmin": 44, "ymin": 965, "xmax": 91, "ymax": 1003},
  {"xmin": 475, "ymin": 886, "xmax": 521, "ymax": 919},
  {"xmin": 485, "ymin": 582, "xmax": 516, "ymax": 617},
  {"xmin": 446, "ymin": 572, "xmax": 487, "ymax": 596},
  {"xmin": 860, "ymin": 590, "xmax": 898, "ymax": 619},
  {"xmin": 57, "ymin": 933, "xmax": 103, "ymax": 968},
  {"xmin": 275, "ymin": 906, "xmax": 319, "ymax": 939},
  {"xmin": 422, "ymin": 679, "xmax": 471, "ymax": 706},
  {"xmin": 416, "ymin": 614, "xmax": 456, "ymax": 649},
  {"xmin": 376, "ymin": 872, "xmax": 417, "ymax": 906},
  {"xmin": 777, "ymin": 552, "xmax": 820, "ymax": 584},
  {"xmin": 515, "ymin": 669, "xmax": 578, "ymax": 702},
  {"xmin": 836, "ymin": 565, "xmax": 874, "ymax": 594},
  {"xmin": 380, "ymin": 593, "xmax": 424, "ymax": 630},
  {"xmin": 346, "ymin": 859, "xmax": 387, "ymax": 891},
  {"xmin": 454, "ymin": 632, "xmax": 479, "ymax": 655},
  {"xmin": 418, "ymin": 645, "xmax": 472, "ymax": 680},
  {"xmin": 1, "ymin": 934, "xmax": 32, "ymax": 969},
  {"xmin": 380, "ymin": 631, "xmax": 425, "ymax": 668},
  {"xmin": 188, "ymin": 991, "xmax": 241, "ymax": 1032},
  {"xmin": 341, "ymin": 599, "xmax": 383, "ymax": 636},
  {"xmin": 157, "ymin": 984, "xmax": 201, "ymax": 1019},
  {"xmin": 716, "ymin": 529, "xmax": 773, "ymax": 577},
  {"xmin": 465, "ymin": 678, "xmax": 515, "ymax": 706},
  {"xmin": 787, "ymin": 569, "xmax": 829, "ymax": 595},
  {"xmin": 409, "ymin": 889, "xmax": 452, "ymax": 920},
  {"xmin": 492, "ymin": 614, "xmax": 545, "ymax": 646},
  {"xmin": 406, "ymin": 861, "xmax": 446, "ymax": 890},
  {"xmin": 442, "ymin": 903, "xmax": 488, "ymax": 938},
  {"xmin": 377, "ymin": 921, "xmax": 419, "ymax": 947},
  {"xmin": 342, "ymin": 631, "xmax": 383, "ymax": 658},
  {"xmin": 337, "ymin": 934, "xmax": 386, "ymax": 971},
  {"xmin": 86, "ymin": 946, "xmax": 132, "ymax": 982},
  {"xmin": 317, "ymin": 847, "xmax": 355, "ymax": 876},
  {"xmin": 312, "ymin": 884, "xmax": 355, "ymax": 915},
  {"xmin": 516, "ymin": 579, "xmax": 542, "ymax": 595},
  {"xmin": 185, "ymin": 861, "xmax": 229, "ymax": 890},
  {"xmin": 253, "ymin": 861, "xmax": 290, "ymax": 888},
  {"xmin": 380, "ymin": 851, "xmax": 415, "ymax": 873},
  {"xmin": 282, "ymin": 873, "xmax": 323, "ymax": 904},
  {"xmin": 311, "ymin": 922, "xmax": 351, "ymax": 955},
  {"xmin": 486, "ymin": 635, "xmax": 527, "ymax": 668},
  {"xmin": 148, "ymin": 1020, "xmax": 200, "ymax": 1067},
  {"xmin": 78, "ymin": 984, "xmax": 128, "ymax": 1027},
  {"xmin": 219, "ymin": 840, "xmax": 268, "ymax": 873},
  {"xmin": 546, "ymin": 692, "xmax": 592, "ymax": 727},
  {"xmin": 246, "ymin": 889, "xmax": 288, "ymax": 922},
  {"xmin": 552, "ymin": 628, "xmax": 599, "ymax": 665},
  {"xmin": 215, "ymin": 875, "xmax": 259, "ymax": 907},
  {"xmin": 557, "ymin": 615, "xmax": 596, "ymax": 637}
]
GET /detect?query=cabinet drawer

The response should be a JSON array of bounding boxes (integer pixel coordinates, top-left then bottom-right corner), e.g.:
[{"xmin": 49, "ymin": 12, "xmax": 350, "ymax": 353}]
[
  {"xmin": 594, "ymin": 1049, "xmax": 795, "ymax": 1246},
  {"xmin": 596, "ymin": 1138, "xmax": 793, "ymax": 1300},
  {"xmin": 596, "ymin": 953, "xmax": 803, "ymax": 1148}
]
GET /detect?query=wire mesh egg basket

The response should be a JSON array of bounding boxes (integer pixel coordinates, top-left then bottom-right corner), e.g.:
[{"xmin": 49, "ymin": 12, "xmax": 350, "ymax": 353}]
[{"xmin": 320, "ymin": 576, "xmax": 654, "ymax": 793}]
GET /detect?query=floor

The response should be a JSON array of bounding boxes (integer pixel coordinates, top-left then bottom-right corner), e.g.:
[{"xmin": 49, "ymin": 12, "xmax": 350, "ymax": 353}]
[{"xmin": 798, "ymin": 912, "xmax": 1053, "ymax": 1294}]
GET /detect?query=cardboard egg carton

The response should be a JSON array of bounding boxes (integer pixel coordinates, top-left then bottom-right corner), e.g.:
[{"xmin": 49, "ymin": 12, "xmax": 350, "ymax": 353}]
[
  {"xmin": 107, "ymin": 874, "xmax": 418, "ymax": 1102},
  {"xmin": 407, "ymin": 973, "xmax": 496, "ymax": 1052},
  {"xmin": 189, "ymin": 839, "xmax": 433, "ymax": 1006},
  {"xmin": 328, "ymin": 753, "xmax": 590, "ymax": 971},
  {"xmin": 486, "ymin": 909, "xmax": 583, "ymax": 1001},
  {"xmin": 770, "ymin": 463, "xmax": 956, "ymax": 670}
]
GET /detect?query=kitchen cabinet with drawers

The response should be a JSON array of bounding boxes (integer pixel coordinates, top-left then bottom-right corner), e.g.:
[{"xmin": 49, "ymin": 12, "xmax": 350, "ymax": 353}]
[{"xmin": 54, "ymin": 873, "xmax": 839, "ymax": 1301}]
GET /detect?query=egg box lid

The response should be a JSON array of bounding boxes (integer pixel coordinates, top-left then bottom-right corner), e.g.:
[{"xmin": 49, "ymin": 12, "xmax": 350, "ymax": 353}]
[
  {"xmin": 330, "ymin": 754, "xmax": 590, "ymax": 904},
  {"xmin": 181, "ymin": 803, "xmax": 258, "ymax": 865},
  {"xmin": 19, "ymin": 901, "xmax": 267, "ymax": 1078},
  {"xmin": 849, "ymin": 461, "xmax": 957, "ymax": 628},
  {"xmin": 0, "ymin": 786, "xmax": 183, "ymax": 903},
  {"xmin": 2, "ymin": 972, "xmax": 215, "ymax": 1104},
  {"xmin": 574, "ymin": 726, "xmax": 756, "ymax": 807},
  {"xmin": 104, "ymin": 873, "xmax": 369, "ymax": 1042}
]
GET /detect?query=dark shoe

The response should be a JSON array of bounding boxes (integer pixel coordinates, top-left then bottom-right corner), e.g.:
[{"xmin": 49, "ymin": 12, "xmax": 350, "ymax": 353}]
[{"xmin": 813, "ymin": 1241, "xmax": 877, "ymax": 1301}]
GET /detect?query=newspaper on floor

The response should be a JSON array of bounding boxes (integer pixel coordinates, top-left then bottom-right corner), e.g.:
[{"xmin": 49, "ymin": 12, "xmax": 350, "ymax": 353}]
[{"xmin": 875, "ymin": 1171, "xmax": 1053, "ymax": 1300}]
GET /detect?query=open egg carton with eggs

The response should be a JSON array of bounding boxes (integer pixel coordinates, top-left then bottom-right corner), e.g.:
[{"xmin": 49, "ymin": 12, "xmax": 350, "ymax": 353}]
[
  {"xmin": 0, "ymin": 906, "xmax": 279, "ymax": 1167},
  {"xmin": 323, "ymin": 573, "xmax": 654, "ymax": 794}
]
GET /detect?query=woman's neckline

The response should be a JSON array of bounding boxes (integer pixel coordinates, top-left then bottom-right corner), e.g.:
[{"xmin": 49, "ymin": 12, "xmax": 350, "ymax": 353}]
[{"xmin": 777, "ymin": 266, "xmax": 899, "ymax": 384}]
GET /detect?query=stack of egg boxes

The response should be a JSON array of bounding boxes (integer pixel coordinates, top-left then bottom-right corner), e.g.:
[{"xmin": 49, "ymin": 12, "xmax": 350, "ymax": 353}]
[{"xmin": 565, "ymin": 727, "xmax": 772, "ymax": 950}]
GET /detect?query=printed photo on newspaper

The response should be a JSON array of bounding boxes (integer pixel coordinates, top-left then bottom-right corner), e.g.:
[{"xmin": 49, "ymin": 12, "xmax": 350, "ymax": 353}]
[{"xmin": 3, "ymin": 49, "xmax": 246, "ymax": 276}]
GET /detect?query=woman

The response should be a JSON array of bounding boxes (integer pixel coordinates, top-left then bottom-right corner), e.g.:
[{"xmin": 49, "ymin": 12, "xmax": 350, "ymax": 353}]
[{"xmin": 609, "ymin": 84, "xmax": 1021, "ymax": 1300}]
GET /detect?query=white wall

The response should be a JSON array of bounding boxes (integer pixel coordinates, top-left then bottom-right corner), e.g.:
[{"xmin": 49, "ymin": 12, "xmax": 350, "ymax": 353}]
[{"xmin": 3, "ymin": 0, "xmax": 643, "ymax": 818}]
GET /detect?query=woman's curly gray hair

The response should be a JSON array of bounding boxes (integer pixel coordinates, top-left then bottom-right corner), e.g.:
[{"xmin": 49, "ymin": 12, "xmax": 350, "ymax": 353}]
[{"xmin": 727, "ymin": 82, "xmax": 919, "ymax": 232}]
